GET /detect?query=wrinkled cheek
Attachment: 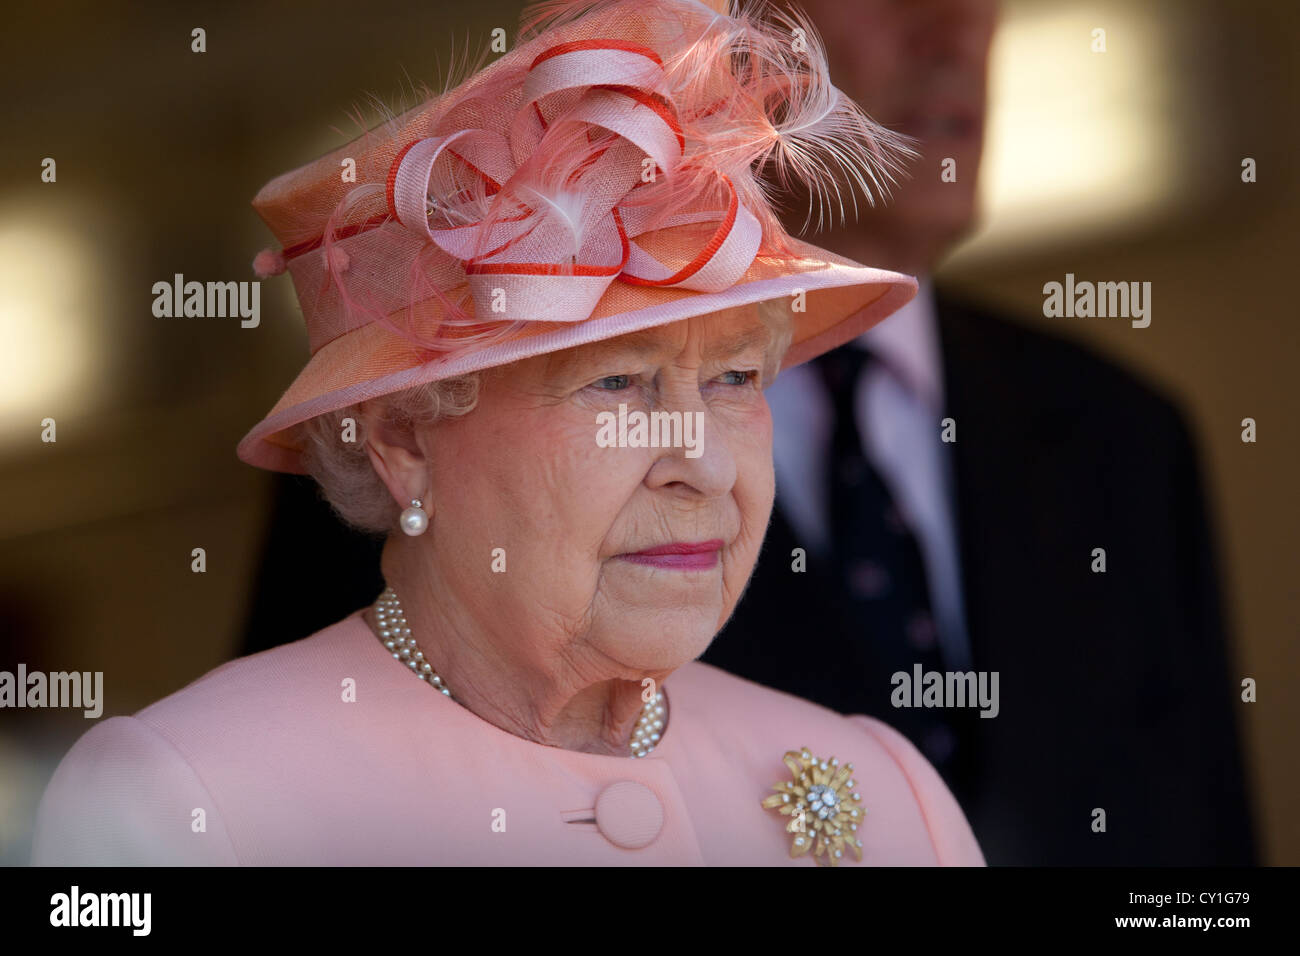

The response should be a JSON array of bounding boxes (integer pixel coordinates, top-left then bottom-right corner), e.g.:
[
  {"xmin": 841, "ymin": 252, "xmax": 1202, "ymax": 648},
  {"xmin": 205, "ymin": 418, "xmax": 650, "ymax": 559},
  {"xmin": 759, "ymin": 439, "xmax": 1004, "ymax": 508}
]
[
  {"xmin": 725, "ymin": 436, "xmax": 775, "ymax": 604},
  {"xmin": 527, "ymin": 443, "xmax": 654, "ymax": 584},
  {"xmin": 737, "ymin": 434, "xmax": 775, "ymax": 518},
  {"xmin": 478, "ymin": 418, "xmax": 583, "ymax": 527}
]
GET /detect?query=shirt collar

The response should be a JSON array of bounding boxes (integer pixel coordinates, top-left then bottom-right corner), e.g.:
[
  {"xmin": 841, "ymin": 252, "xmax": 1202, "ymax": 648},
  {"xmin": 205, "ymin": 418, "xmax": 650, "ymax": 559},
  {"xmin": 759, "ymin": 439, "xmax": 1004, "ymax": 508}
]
[{"xmin": 852, "ymin": 278, "xmax": 943, "ymax": 411}]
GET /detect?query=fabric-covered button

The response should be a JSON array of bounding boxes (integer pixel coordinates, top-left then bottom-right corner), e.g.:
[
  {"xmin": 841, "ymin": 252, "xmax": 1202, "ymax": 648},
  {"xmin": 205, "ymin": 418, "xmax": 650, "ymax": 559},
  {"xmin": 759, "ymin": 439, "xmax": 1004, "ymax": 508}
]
[{"xmin": 594, "ymin": 781, "xmax": 663, "ymax": 849}]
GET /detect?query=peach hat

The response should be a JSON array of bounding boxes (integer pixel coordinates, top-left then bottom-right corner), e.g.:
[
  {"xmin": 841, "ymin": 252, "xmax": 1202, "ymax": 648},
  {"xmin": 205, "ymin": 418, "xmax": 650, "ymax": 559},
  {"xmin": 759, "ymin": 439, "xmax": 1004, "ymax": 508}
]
[{"xmin": 238, "ymin": 0, "xmax": 917, "ymax": 473}]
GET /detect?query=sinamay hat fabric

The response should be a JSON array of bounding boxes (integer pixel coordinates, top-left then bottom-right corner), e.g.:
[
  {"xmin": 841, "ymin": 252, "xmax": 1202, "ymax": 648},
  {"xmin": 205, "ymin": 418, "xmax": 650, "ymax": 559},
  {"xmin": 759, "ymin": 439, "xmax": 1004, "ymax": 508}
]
[{"xmin": 238, "ymin": 0, "xmax": 918, "ymax": 473}]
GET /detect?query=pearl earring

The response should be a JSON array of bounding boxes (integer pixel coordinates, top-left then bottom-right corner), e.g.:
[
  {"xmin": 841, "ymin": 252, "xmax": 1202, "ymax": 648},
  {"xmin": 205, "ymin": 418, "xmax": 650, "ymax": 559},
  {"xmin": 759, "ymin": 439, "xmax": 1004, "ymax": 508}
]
[{"xmin": 399, "ymin": 498, "xmax": 429, "ymax": 536}]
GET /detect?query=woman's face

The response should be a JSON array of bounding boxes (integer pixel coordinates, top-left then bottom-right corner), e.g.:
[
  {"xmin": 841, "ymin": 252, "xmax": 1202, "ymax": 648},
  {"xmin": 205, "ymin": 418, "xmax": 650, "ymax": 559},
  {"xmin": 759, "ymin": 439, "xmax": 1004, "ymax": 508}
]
[{"xmin": 419, "ymin": 304, "xmax": 779, "ymax": 678}]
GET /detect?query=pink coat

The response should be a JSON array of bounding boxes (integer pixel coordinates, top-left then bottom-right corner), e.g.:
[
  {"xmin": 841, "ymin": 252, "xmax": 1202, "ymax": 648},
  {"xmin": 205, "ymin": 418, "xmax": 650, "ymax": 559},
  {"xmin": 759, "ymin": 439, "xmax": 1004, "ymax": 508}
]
[{"xmin": 32, "ymin": 610, "xmax": 985, "ymax": 866}]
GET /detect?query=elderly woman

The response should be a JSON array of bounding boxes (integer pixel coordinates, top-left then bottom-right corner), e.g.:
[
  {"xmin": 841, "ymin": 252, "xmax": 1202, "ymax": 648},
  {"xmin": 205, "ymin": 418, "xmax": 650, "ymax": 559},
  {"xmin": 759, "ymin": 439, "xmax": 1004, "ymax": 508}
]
[{"xmin": 32, "ymin": 0, "xmax": 983, "ymax": 866}]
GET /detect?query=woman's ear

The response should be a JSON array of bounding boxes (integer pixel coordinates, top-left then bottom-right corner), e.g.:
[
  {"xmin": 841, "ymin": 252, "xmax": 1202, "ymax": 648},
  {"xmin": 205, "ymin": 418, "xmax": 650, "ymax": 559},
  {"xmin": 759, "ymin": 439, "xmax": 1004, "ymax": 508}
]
[{"xmin": 361, "ymin": 400, "xmax": 429, "ymax": 509}]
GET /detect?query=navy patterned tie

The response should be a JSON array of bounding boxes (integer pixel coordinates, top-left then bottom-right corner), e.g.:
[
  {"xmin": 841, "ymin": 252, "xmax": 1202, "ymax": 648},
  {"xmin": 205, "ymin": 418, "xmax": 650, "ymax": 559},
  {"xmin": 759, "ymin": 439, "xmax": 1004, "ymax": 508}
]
[{"xmin": 814, "ymin": 347, "xmax": 961, "ymax": 772}]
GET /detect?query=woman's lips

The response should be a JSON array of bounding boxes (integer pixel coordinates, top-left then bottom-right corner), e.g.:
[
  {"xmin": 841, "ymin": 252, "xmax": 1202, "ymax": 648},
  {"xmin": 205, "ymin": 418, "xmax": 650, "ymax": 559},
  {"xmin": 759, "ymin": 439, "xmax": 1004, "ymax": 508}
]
[{"xmin": 618, "ymin": 539, "xmax": 724, "ymax": 570}]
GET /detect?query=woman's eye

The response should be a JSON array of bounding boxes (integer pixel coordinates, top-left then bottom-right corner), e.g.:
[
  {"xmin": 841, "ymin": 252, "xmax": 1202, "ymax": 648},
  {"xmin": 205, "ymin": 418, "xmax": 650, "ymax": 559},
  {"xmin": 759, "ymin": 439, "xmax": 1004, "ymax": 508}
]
[
  {"xmin": 593, "ymin": 374, "xmax": 632, "ymax": 391},
  {"xmin": 718, "ymin": 369, "xmax": 757, "ymax": 386}
]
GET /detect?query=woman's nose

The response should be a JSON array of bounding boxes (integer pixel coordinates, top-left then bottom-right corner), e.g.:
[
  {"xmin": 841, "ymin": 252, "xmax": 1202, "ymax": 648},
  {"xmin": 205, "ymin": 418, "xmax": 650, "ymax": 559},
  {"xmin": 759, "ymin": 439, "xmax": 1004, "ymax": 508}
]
[{"xmin": 640, "ymin": 389, "xmax": 738, "ymax": 499}]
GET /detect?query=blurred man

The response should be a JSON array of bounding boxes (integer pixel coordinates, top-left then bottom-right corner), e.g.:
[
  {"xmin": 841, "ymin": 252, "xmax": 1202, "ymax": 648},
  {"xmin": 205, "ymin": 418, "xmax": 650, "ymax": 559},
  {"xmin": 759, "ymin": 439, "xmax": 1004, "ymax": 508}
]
[{"xmin": 701, "ymin": 0, "xmax": 1256, "ymax": 864}]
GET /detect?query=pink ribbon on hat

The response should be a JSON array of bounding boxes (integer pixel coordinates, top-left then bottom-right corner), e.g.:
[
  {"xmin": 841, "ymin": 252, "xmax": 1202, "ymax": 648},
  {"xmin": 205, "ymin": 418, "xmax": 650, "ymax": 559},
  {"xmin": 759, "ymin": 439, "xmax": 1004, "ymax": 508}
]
[{"xmin": 383, "ymin": 38, "xmax": 763, "ymax": 324}]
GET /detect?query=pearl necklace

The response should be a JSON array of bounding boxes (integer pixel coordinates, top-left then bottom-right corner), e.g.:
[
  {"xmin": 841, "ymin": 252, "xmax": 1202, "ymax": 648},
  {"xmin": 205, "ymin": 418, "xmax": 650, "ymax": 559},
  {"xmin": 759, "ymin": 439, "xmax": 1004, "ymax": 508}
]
[{"xmin": 370, "ymin": 587, "xmax": 667, "ymax": 757}]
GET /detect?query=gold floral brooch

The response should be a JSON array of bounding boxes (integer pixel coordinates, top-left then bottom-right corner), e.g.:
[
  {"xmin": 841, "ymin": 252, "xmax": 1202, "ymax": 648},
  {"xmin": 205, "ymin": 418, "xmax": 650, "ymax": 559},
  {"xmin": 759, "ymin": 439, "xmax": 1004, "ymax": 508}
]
[{"xmin": 761, "ymin": 748, "xmax": 867, "ymax": 866}]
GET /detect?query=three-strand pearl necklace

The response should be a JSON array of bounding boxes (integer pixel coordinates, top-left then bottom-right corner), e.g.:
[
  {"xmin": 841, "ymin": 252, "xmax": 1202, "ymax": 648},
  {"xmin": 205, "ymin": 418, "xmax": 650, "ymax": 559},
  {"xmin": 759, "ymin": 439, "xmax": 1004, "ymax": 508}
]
[{"xmin": 369, "ymin": 587, "xmax": 667, "ymax": 757}]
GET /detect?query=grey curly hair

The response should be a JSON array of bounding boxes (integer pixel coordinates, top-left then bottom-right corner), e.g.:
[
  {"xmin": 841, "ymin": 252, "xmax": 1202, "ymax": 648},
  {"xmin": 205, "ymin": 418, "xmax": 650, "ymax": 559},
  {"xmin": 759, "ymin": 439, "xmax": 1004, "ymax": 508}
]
[
  {"xmin": 298, "ymin": 373, "xmax": 483, "ymax": 536},
  {"xmin": 299, "ymin": 299, "xmax": 795, "ymax": 534}
]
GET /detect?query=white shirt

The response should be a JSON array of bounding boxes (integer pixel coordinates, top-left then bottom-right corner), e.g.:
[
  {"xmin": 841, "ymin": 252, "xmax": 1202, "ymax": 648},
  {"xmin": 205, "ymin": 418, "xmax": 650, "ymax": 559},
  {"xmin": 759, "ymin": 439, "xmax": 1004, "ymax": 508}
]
[{"xmin": 768, "ymin": 280, "xmax": 972, "ymax": 671}]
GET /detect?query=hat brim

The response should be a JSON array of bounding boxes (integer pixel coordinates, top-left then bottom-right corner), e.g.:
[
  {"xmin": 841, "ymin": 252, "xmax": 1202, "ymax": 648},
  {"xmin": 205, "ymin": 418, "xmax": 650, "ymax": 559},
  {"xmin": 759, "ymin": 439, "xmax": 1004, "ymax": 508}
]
[{"xmin": 236, "ymin": 236, "xmax": 916, "ymax": 473}]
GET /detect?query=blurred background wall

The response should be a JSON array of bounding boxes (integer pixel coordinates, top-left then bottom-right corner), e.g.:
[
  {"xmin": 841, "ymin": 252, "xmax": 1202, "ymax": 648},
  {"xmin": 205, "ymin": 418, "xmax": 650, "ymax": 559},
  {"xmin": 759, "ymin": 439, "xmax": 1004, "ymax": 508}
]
[{"xmin": 1, "ymin": 0, "xmax": 1295, "ymax": 864}]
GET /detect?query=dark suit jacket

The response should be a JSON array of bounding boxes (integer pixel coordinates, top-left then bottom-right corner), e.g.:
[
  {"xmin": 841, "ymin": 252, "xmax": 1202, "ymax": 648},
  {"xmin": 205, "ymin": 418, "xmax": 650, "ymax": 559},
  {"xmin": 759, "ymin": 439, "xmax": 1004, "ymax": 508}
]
[{"xmin": 241, "ymin": 292, "xmax": 1257, "ymax": 865}]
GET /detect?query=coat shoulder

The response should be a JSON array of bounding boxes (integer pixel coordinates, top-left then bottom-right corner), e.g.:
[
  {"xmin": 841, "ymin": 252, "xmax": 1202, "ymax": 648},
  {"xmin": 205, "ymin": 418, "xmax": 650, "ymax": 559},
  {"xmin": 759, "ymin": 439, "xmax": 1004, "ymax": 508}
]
[
  {"xmin": 134, "ymin": 610, "xmax": 376, "ymax": 728},
  {"xmin": 671, "ymin": 658, "xmax": 855, "ymax": 727},
  {"xmin": 31, "ymin": 612, "xmax": 380, "ymax": 865},
  {"xmin": 936, "ymin": 292, "xmax": 1192, "ymax": 439},
  {"xmin": 32, "ymin": 714, "xmax": 241, "ymax": 865},
  {"xmin": 669, "ymin": 661, "xmax": 985, "ymax": 865}
]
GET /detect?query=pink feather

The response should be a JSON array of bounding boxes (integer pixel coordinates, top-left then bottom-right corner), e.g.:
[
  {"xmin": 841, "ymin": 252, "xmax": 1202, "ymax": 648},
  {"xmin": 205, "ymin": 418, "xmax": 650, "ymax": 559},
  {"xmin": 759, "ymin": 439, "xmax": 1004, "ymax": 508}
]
[{"xmin": 296, "ymin": 0, "xmax": 914, "ymax": 350}]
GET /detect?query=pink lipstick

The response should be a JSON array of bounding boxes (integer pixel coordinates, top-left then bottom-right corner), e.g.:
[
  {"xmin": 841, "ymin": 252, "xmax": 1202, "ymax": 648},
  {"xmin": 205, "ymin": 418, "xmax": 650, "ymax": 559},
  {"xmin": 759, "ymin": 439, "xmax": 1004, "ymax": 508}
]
[{"xmin": 619, "ymin": 539, "xmax": 723, "ymax": 570}]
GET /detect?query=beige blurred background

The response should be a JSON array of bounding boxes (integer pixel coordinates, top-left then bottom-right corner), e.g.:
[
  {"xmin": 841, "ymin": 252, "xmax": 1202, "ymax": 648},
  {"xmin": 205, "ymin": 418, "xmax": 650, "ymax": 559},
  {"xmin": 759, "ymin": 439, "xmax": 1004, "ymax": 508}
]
[{"xmin": 1, "ymin": 0, "xmax": 1296, "ymax": 864}]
